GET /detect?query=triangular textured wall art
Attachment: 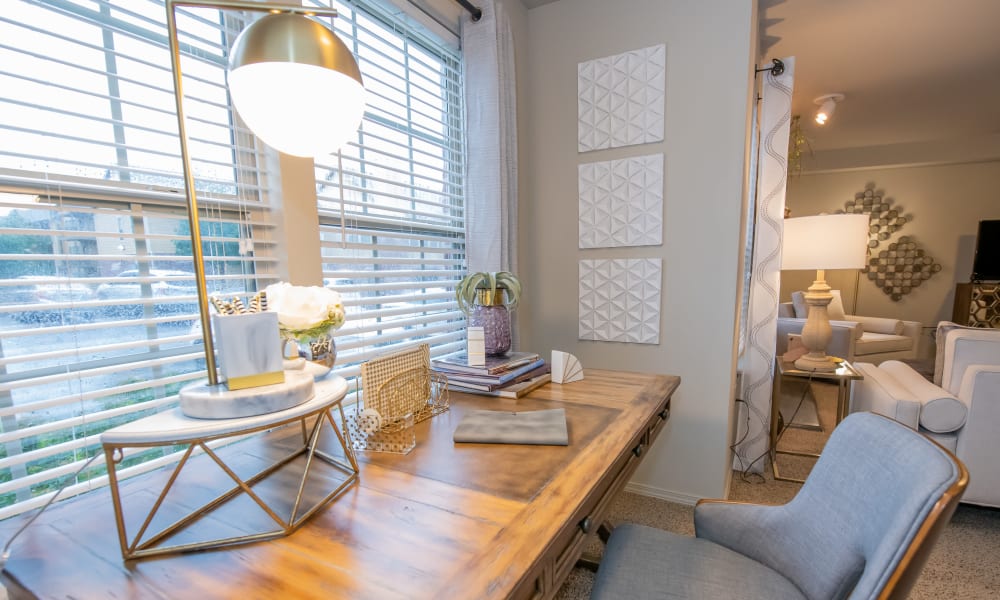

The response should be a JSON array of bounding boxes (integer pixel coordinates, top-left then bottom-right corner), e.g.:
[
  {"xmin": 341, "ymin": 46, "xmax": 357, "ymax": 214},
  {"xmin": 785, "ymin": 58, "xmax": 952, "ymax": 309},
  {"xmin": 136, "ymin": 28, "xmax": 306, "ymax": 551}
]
[
  {"xmin": 579, "ymin": 258, "xmax": 661, "ymax": 344},
  {"xmin": 579, "ymin": 153, "xmax": 663, "ymax": 248},
  {"xmin": 578, "ymin": 44, "xmax": 665, "ymax": 152}
]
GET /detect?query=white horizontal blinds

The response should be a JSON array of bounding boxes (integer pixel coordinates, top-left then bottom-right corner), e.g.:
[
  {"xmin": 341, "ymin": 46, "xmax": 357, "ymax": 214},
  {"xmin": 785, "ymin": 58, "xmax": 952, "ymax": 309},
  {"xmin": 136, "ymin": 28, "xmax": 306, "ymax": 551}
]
[
  {"xmin": 0, "ymin": 1, "xmax": 257, "ymax": 194},
  {"xmin": 312, "ymin": 0, "xmax": 466, "ymax": 382},
  {"xmin": 0, "ymin": 1, "xmax": 270, "ymax": 519}
]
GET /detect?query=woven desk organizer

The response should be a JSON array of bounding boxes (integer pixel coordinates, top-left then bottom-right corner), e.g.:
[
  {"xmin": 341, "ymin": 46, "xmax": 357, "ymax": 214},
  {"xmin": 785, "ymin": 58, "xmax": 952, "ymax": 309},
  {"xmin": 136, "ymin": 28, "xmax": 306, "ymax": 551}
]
[{"xmin": 344, "ymin": 343, "xmax": 449, "ymax": 454}]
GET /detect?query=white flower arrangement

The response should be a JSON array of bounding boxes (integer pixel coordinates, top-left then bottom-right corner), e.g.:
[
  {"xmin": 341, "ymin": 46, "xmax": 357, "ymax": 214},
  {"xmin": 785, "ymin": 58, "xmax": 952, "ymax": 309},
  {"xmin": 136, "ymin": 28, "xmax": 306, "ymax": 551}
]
[{"xmin": 264, "ymin": 282, "xmax": 346, "ymax": 341}]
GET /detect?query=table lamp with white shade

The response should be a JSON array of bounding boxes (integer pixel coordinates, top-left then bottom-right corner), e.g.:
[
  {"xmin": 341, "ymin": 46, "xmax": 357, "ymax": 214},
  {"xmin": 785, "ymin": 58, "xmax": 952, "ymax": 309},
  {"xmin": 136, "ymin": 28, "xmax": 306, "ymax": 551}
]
[{"xmin": 781, "ymin": 214, "xmax": 870, "ymax": 371}]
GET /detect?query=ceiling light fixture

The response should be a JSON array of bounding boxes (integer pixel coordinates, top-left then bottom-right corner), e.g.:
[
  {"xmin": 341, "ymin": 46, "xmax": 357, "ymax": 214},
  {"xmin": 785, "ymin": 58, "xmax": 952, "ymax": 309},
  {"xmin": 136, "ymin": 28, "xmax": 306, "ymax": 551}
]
[{"xmin": 814, "ymin": 93, "xmax": 844, "ymax": 125}]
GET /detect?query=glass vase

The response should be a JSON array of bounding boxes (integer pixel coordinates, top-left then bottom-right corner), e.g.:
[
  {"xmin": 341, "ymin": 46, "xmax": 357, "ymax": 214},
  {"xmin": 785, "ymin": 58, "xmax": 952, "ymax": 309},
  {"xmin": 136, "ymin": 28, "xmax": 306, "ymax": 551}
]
[
  {"xmin": 469, "ymin": 304, "xmax": 511, "ymax": 356},
  {"xmin": 281, "ymin": 329, "xmax": 337, "ymax": 380}
]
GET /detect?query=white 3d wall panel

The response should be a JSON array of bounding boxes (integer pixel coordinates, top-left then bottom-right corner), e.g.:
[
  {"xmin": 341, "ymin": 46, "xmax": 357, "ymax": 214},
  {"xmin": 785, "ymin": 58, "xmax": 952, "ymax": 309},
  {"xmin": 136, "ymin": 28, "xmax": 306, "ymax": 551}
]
[
  {"xmin": 578, "ymin": 44, "xmax": 666, "ymax": 152},
  {"xmin": 579, "ymin": 153, "xmax": 663, "ymax": 248},
  {"xmin": 579, "ymin": 258, "xmax": 661, "ymax": 344}
]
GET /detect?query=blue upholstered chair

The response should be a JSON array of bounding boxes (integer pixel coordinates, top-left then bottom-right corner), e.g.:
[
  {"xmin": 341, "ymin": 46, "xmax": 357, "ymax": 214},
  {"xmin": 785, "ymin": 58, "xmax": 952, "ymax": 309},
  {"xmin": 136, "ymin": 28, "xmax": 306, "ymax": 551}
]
[{"xmin": 591, "ymin": 412, "xmax": 968, "ymax": 600}]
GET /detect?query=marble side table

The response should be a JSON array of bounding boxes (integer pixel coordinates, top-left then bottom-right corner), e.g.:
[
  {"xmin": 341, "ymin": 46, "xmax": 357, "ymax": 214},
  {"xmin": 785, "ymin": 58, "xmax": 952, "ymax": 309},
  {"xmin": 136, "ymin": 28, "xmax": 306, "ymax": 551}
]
[{"xmin": 100, "ymin": 375, "xmax": 358, "ymax": 560}]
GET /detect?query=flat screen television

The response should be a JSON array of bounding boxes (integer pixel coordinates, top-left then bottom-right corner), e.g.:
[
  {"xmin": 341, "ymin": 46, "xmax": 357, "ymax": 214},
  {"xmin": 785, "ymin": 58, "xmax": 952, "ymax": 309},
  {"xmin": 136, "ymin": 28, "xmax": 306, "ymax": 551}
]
[{"xmin": 972, "ymin": 219, "xmax": 1000, "ymax": 281}]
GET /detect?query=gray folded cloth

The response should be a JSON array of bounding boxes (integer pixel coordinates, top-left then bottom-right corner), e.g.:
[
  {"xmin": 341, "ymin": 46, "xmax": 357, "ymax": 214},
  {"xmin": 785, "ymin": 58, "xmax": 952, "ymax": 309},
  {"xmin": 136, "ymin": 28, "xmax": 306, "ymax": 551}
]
[{"xmin": 453, "ymin": 408, "xmax": 568, "ymax": 446}]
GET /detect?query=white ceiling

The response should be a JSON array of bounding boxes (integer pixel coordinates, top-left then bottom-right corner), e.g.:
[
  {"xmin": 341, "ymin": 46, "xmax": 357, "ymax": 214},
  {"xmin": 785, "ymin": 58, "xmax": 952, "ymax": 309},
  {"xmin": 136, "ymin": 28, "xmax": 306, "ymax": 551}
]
[
  {"xmin": 520, "ymin": 0, "xmax": 1000, "ymax": 155},
  {"xmin": 762, "ymin": 0, "xmax": 1000, "ymax": 153}
]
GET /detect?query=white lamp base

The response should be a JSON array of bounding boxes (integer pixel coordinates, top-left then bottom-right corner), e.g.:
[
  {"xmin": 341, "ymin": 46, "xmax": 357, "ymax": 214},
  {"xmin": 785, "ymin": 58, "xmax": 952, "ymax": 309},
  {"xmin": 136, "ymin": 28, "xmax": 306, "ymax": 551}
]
[
  {"xmin": 793, "ymin": 273, "xmax": 838, "ymax": 373},
  {"xmin": 180, "ymin": 369, "xmax": 315, "ymax": 419},
  {"xmin": 793, "ymin": 352, "xmax": 837, "ymax": 372}
]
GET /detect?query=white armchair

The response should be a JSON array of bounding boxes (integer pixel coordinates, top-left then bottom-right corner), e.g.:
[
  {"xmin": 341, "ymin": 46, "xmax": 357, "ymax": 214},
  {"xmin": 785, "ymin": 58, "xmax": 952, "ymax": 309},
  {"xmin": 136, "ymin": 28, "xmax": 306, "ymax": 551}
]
[
  {"xmin": 851, "ymin": 322, "xmax": 1000, "ymax": 507},
  {"xmin": 777, "ymin": 289, "xmax": 921, "ymax": 364}
]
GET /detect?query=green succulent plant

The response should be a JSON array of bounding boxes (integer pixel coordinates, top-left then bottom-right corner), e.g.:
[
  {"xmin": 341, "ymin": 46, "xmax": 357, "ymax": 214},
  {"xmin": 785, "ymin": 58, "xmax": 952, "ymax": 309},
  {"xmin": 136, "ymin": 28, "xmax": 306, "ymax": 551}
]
[{"xmin": 455, "ymin": 271, "xmax": 522, "ymax": 315}]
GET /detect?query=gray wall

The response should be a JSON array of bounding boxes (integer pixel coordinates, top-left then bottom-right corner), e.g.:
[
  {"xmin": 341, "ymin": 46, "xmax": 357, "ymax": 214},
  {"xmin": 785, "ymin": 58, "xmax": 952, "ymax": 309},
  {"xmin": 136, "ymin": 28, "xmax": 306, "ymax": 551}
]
[
  {"xmin": 783, "ymin": 161, "xmax": 1000, "ymax": 356},
  {"xmin": 519, "ymin": 0, "xmax": 755, "ymax": 502}
]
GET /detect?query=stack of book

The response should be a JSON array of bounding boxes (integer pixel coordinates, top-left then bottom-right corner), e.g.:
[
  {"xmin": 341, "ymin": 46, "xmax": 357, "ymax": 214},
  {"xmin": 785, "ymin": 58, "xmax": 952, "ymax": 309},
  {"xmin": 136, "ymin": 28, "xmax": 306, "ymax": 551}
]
[{"xmin": 431, "ymin": 351, "xmax": 551, "ymax": 398}]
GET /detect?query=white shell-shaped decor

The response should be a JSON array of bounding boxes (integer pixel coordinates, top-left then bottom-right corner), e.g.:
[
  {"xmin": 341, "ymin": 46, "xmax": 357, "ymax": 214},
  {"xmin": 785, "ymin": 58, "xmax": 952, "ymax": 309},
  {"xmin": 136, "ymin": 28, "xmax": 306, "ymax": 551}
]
[{"xmin": 551, "ymin": 350, "xmax": 584, "ymax": 384}]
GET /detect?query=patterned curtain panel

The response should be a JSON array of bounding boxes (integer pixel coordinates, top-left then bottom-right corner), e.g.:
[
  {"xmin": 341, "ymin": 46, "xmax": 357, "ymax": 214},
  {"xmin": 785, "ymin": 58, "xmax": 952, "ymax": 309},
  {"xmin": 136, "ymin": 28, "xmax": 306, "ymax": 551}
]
[{"xmin": 734, "ymin": 57, "xmax": 795, "ymax": 473}]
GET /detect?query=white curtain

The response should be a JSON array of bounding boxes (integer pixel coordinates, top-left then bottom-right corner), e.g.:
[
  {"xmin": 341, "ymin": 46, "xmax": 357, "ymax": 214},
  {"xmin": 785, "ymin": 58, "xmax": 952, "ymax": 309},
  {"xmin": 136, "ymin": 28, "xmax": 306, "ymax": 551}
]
[
  {"xmin": 734, "ymin": 57, "xmax": 795, "ymax": 472},
  {"xmin": 461, "ymin": 0, "xmax": 518, "ymax": 274}
]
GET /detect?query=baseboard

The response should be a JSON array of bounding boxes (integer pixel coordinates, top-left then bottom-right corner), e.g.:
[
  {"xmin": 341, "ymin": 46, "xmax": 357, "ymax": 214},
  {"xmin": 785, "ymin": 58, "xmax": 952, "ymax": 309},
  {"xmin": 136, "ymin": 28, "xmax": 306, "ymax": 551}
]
[{"xmin": 624, "ymin": 481, "xmax": 701, "ymax": 506}]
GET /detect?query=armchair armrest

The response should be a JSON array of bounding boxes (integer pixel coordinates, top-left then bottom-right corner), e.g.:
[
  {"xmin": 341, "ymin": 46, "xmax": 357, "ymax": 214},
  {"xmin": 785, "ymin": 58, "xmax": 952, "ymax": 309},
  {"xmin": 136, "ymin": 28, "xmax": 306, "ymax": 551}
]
[
  {"xmin": 777, "ymin": 316, "xmax": 860, "ymax": 360},
  {"xmin": 849, "ymin": 315, "xmax": 896, "ymax": 334},
  {"xmin": 851, "ymin": 362, "xmax": 921, "ymax": 429},
  {"xmin": 879, "ymin": 361, "xmax": 966, "ymax": 433},
  {"xmin": 899, "ymin": 319, "xmax": 922, "ymax": 343},
  {"xmin": 694, "ymin": 499, "xmax": 861, "ymax": 599},
  {"xmin": 694, "ymin": 499, "xmax": 787, "ymax": 558},
  {"xmin": 847, "ymin": 315, "xmax": 901, "ymax": 335}
]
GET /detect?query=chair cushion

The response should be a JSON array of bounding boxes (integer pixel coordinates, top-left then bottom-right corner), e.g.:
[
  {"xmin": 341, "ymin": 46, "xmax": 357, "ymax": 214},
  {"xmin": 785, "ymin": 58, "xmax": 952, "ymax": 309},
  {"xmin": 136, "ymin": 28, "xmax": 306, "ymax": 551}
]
[
  {"xmin": 791, "ymin": 291, "xmax": 807, "ymax": 318},
  {"xmin": 790, "ymin": 289, "xmax": 846, "ymax": 320},
  {"xmin": 855, "ymin": 332, "xmax": 914, "ymax": 355},
  {"xmin": 591, "ymin": 524, "xmax": 806, "ymax": 600},
  {"xmin": 933, "ymin": 320, "xmax": 1000, "ymax": 390},
  {"xmin": 828, "ymin": 289, "xmax": 847, "ymax": 321},
  {"xmin": 933, "ymin": 321, "xmax": 980, "ymax": 385}
]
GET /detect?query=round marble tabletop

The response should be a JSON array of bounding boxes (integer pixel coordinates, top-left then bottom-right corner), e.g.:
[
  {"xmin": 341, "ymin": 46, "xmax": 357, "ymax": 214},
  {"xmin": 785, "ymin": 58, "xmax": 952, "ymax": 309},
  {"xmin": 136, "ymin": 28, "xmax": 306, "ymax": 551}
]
[{"xmin": 101, "ymin": 375, "xmax": 348, "ymax": 445}]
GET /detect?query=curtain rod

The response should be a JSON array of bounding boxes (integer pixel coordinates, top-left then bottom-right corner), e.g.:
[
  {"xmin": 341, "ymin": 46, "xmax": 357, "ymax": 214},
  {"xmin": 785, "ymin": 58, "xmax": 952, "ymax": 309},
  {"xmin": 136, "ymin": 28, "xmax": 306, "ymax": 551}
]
[
  {"xmin": 403, "ymin": 0, "xmax": 481, "ymax": 36},
  {"xmin": 754, "ymin": 58, "xmax": 785, "ymax": 76},
  {"xmin": 454, "ymin": 0, "xmax": 482, "ymax": 21},
  {"xmin": 406, "ymin": 0, "xmax": 460, "ymax": 37}
]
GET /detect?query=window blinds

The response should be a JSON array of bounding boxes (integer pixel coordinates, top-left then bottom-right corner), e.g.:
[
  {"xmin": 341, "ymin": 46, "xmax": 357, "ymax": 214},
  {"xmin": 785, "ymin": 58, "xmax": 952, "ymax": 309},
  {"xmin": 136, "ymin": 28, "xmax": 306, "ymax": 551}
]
[
  {"xmin": 313, "ymin": 0, "xmax": 467, "ymax": 377},
  {"xmin": 0, "ymin": 0, "xmax": 464, "ymax": 520}
]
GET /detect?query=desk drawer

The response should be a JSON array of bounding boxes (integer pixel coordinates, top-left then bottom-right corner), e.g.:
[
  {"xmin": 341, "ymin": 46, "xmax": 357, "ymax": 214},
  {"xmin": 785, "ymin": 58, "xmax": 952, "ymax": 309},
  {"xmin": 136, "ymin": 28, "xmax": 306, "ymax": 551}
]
[
  {"xmin": 647, "ymin": 397, "xmax": 670, "ymax": 442},
  {"xmin": 518, "ymin": 394, "xmax": 673, "ymax": 599},
  {"xmin": 545, "ymin": 440, "xmax": 648, "ymax": 597}
]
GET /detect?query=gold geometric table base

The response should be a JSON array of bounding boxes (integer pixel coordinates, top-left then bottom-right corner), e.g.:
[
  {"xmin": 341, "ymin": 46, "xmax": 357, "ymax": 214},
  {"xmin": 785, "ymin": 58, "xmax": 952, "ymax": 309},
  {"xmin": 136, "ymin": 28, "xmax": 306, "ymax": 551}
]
[
  {"xmin": 770, "ymin": 360, "xmax": 864, "ymax": 484},
  {"xmin": 101, "ymin": 377, "xmax": 358, "ymax": 560}
]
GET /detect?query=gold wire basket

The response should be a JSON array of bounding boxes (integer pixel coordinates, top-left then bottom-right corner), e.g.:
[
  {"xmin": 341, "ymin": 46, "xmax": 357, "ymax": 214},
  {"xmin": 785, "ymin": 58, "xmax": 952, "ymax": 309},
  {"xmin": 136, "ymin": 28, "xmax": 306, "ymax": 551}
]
[{"xmin": 345, "ymin": 344, "xmax": 449, "ymax": 454}]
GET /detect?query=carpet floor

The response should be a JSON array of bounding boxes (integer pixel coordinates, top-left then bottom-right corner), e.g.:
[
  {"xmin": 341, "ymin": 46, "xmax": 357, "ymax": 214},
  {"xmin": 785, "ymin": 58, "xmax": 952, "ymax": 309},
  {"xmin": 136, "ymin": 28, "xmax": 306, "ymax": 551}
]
[{"xmin": 555, "ymin": 380, "xmax": 1000, "ymax": 599}]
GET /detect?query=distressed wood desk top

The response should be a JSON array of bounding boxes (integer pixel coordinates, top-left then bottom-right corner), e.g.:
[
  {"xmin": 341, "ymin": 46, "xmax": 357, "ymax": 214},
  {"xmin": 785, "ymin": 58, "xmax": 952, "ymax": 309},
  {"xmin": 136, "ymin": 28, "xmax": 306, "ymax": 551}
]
[{"xmin": 2, "ymin": 369, "xmax": 678, "ymax": 600}]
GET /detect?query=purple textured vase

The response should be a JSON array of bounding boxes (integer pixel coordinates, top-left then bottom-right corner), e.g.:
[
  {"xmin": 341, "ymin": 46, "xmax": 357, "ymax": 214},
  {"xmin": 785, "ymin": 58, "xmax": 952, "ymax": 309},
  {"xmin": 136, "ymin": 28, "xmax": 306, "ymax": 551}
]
[{"xmin": 469, "ymin": 304, "xmax": 511, "ymax": 356}]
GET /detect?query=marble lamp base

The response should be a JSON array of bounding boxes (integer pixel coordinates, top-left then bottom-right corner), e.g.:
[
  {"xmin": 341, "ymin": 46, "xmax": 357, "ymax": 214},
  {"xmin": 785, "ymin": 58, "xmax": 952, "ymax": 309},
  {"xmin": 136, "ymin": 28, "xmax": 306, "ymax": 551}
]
[{"xmin": 180, "ymin": 369, "xmax": 315, "ymax": 419}]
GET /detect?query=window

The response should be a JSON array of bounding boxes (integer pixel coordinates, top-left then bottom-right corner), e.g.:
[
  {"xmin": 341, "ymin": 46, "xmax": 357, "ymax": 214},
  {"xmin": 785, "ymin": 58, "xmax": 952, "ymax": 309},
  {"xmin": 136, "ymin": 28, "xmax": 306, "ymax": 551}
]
[
  {"xmin": 0, "ymin": 0, "xmax": 271, "ymax": 519},
  {"xmin": 312, "ymin": 1, "xmax": 466, "ymax": 378},
  {"xmin": 0, "ymin": 0, "xmax": 464, "ymax": 520}
]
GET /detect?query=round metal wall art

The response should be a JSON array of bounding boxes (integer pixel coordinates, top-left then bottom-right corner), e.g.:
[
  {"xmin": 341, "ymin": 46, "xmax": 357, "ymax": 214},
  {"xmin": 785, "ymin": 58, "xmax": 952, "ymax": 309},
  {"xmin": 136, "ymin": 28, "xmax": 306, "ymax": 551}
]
[
  {"xmin": 864, "ymin": 236, "xmax": 941, "ymax": 301},
  {"xmin": 836, "ymin": 185, "xmax": 940, "ymax": 302},
  {"xmin": 839, "ymin": 187, "xmax": 911, "ymax": 249}
]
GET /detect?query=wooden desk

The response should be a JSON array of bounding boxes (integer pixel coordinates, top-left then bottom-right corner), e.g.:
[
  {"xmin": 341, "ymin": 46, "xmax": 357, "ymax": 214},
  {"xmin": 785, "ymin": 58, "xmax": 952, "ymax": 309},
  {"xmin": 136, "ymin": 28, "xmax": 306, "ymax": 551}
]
[{"xmin": 2, "ymin": 369, "xmax": 677, "ymax": 600}]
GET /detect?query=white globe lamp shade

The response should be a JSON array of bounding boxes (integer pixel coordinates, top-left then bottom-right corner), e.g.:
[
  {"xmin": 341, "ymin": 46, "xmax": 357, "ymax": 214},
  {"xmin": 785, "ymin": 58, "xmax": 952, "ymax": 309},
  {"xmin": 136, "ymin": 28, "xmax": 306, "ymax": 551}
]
[{"xmin": 227, "ymin": 14, "xmax": 365, "ymax": 158}]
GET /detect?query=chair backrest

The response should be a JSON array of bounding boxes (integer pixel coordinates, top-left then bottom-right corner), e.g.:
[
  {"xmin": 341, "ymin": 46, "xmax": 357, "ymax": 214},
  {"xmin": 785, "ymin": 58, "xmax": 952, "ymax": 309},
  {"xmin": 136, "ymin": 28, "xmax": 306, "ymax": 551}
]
[
  {"xmin": 767, "ymin": 412, "xmax": 967, "ymax": 600},
  {"xmin": 933, "ymin": 321, "xmax": 1000, "ymax": 393}
]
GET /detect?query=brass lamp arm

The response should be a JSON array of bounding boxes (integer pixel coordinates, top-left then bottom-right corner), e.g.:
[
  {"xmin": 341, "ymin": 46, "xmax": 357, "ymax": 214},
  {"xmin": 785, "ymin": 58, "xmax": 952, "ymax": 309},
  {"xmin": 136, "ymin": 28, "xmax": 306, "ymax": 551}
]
[{"xmin": 165, "ymin": 0, "xmax": 339, "ymax": 386}]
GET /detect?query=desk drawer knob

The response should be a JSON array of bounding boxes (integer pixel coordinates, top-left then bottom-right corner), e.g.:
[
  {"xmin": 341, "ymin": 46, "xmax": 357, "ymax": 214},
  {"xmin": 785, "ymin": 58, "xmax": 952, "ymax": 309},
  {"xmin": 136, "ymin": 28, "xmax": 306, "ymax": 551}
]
[
  {"xmin": 658, "ymin": 408, "xmax": 670, "ymax": 421},
  {"xmin": 579, "ymin": 517, "xmax": 593, "ymax": 534},
  {"xmin": 632, "ymin": 444, "xmax": 643, "ymax": 457}
]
